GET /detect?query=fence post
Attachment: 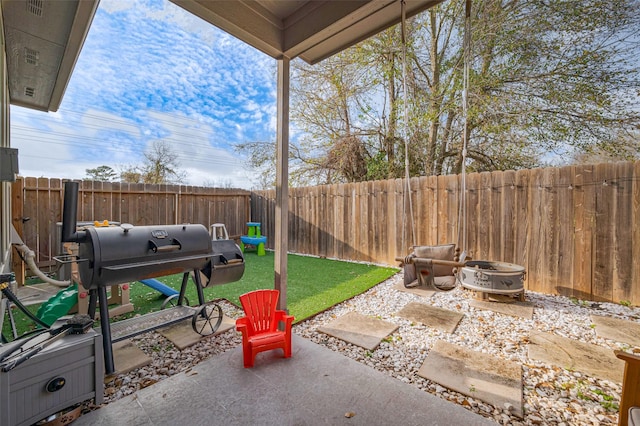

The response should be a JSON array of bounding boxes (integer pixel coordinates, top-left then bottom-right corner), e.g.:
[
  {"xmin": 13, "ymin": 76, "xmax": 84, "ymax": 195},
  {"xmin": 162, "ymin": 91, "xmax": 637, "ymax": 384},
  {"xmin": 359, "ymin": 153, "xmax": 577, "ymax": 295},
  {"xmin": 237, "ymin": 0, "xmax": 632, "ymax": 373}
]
[{"xmin": 10, "ymin": 177, "xmax": 25, "ymax": 285}]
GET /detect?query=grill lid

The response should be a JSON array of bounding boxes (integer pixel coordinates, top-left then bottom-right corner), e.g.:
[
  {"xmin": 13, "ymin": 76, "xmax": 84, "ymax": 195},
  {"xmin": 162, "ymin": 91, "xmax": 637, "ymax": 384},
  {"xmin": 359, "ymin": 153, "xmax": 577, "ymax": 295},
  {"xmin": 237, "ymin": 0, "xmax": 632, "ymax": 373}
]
[{"xmin": 77, "ymin": 223, "xmax": 212, "ymax": 290}]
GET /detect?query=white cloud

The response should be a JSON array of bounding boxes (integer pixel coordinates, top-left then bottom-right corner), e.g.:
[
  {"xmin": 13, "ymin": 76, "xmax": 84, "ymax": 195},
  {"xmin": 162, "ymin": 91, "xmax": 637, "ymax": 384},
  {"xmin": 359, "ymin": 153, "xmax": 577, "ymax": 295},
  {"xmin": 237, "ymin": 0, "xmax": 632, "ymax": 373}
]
[{"xmin": 11, "ymin": 0, "xmax": 278, "ymax": 189}]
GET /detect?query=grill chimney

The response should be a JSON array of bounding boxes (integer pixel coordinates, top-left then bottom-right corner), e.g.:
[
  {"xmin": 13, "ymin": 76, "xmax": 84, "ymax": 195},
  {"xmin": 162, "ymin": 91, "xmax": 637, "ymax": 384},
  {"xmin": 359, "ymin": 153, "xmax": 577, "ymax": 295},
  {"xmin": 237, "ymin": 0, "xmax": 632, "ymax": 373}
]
[{"xmin": 61, "ymin": 181, "xmax": 86, "ymax": 243}]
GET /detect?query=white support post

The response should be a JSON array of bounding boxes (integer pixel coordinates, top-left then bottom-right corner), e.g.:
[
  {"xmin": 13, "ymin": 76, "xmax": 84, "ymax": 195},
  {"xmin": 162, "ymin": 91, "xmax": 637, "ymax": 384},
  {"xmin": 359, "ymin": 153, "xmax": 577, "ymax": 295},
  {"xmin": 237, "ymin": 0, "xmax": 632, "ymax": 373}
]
[{"xmin": 275, "ymin": 57, "xmax": 290, "ymax": 312}]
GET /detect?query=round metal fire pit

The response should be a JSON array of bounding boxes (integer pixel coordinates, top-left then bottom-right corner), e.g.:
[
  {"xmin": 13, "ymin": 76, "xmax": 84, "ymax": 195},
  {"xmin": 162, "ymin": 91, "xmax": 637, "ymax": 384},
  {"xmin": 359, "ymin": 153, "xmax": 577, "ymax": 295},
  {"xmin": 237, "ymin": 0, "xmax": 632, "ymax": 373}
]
[{"xmin": 459, "ymin": 260, "xmax": 525, "ymax": 294}]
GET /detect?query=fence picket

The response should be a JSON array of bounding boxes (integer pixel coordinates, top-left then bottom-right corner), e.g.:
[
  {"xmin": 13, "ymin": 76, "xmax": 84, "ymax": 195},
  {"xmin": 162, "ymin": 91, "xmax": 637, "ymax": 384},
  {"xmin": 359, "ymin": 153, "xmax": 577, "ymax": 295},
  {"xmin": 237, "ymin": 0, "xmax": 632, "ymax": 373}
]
[{"xmin": 613, "ymin": 162, "xmax": 634, "ymax": 304}]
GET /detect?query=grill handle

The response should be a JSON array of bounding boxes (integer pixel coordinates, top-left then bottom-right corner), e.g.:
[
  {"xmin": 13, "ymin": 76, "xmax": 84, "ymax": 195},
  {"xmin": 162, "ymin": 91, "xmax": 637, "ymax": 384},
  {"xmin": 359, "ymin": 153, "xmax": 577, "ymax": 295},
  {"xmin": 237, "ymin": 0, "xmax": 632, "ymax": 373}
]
[{"xmin": 148, "ymin": 239, "xmax": 182, "ymax": 253}]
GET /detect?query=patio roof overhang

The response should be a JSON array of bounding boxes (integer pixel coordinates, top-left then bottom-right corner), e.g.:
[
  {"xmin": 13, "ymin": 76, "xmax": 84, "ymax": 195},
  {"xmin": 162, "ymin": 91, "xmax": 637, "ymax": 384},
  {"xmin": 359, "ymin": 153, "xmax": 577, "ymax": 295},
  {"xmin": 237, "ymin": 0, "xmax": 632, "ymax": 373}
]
[{"xmin": 169, "ymin": 0, "xmax": 444, "ymax": 64}]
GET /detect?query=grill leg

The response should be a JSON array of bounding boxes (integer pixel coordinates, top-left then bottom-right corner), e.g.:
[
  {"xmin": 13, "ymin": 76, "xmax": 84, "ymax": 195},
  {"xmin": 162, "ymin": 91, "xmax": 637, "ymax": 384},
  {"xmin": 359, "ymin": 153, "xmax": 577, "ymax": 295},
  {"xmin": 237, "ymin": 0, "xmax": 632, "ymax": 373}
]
[
  {"xmin": 193, "ymin": 271, "xmax": 206, "ymax": 306},
  {"xmin": 178, "ymin": 272, "xmax": 189, "ymax": 306},
  {"xmin": 88, "ymin": 289, "xmax": 98, "ymax": 318},
  {"xmin": 98, "ymin": 286, "xmax": 115, "ymax": 375}
]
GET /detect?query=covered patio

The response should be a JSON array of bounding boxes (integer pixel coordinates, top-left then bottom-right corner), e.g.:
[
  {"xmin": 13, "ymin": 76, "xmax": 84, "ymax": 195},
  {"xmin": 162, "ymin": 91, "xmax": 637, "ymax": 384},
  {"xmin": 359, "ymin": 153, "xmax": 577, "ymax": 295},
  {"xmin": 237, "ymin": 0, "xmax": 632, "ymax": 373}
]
[{"xmin": 73, "ymin": 333, "xmax": 493, "ymax": 425}]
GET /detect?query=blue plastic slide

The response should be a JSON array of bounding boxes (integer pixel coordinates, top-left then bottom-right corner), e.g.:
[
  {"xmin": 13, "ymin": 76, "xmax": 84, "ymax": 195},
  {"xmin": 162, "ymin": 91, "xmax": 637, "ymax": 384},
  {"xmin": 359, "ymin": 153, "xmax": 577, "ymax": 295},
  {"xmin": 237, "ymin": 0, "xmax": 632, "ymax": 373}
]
[{"xmin": 138, "ymin": 279, "xmax": 179, "ymax": 297}]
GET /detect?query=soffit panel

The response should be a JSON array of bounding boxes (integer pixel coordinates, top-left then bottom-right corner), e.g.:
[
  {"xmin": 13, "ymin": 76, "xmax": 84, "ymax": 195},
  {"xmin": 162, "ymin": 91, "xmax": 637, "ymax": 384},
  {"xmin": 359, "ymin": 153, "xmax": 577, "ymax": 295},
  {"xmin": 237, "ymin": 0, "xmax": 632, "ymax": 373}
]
[
  {"xmin": 1, "ymin": 0, "xmax": 98, "ymax": 111},
  {"xmin": 5, "ymin": 0, "xmax": 77, "ymax": 45},
  {"xmin": 296, "ymin": 0, "xmax": 441, "ymax": 64},
  {"xmin": 4, "ymin": 27, "xmax": 65, "ymax": 111},
  {"xmin": 171, "ymin": 0, "xmax": 285, "ymax": 59},
  {"xmin": 171, "ymin": 0, "xmax": 444, "ymax": 64}
]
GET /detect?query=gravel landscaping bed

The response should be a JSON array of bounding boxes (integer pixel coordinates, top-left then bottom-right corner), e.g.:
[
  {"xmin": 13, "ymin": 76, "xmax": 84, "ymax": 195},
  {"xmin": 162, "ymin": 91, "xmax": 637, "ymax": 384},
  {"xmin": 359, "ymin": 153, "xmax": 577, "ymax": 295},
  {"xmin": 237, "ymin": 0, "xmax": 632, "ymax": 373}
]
[{"xmin": 93, "ymin": 272, "xmax": 640, "ymax": 425}]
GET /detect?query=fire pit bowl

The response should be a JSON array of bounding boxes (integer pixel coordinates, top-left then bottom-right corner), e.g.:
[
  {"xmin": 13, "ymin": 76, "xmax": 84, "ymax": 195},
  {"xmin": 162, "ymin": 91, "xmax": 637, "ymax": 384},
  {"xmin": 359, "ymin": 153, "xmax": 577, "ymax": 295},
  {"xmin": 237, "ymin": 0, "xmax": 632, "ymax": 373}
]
[{"xmin": 459, "ymin": 260, "xmax": 525, "ymax": 295}]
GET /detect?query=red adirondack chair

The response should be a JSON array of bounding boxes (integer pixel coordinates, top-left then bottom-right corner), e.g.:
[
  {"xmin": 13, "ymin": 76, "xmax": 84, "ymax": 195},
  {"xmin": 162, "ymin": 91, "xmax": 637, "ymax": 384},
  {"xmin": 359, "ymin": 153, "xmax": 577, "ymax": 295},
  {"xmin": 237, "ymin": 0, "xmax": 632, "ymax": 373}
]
[{"xmin": 236, "ymin": 289, "xmax": 294, "ymax": 368}]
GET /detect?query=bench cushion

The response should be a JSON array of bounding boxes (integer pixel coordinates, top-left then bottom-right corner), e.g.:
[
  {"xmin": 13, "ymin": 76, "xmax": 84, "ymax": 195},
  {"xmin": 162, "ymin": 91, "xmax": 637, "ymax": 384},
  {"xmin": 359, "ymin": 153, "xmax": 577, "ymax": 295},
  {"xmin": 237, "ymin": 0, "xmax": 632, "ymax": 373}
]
[{"xmin": 413, "ymin": 244, "xmax": 456, "ymax": 276}]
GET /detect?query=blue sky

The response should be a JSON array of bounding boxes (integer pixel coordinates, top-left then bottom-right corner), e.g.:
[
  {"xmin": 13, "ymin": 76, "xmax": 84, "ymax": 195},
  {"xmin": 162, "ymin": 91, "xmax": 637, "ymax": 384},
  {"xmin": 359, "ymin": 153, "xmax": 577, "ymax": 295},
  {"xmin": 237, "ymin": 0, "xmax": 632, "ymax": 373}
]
[{"xmin": 11, "ymin": 0, "xmax": 277, "ymax": 189}]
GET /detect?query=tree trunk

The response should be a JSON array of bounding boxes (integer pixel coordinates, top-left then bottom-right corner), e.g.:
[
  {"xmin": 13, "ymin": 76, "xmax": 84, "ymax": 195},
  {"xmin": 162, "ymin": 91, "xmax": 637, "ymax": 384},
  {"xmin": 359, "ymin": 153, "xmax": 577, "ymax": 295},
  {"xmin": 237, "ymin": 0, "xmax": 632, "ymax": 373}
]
[
  {"xmin": 437, "ymin": 108, "xmax": 455, "ymax": 175},
  {"xmin": 386, "ymin": 52, "xmax": 397, "ymax": 178},
  {"xmin": 425, "ymin": 9, "xmax": 440, "ymax": 177}
]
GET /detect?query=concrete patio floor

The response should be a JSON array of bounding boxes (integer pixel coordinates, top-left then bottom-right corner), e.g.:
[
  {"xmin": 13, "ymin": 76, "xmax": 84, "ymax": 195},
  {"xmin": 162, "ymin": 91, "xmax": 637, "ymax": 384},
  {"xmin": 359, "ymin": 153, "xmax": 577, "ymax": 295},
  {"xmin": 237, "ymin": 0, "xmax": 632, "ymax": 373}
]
[{"xmin": 75, "ymin": 335, "xmax": 493, "ymax": 426}]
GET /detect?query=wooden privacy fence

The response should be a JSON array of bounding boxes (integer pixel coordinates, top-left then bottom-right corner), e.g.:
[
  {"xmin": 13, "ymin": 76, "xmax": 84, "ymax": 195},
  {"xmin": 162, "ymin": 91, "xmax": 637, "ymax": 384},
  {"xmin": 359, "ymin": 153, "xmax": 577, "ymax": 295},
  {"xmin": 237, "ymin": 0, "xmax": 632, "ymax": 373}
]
[
  {"xmin": 11, "ymin": 177, "xmax": 250, "ymax": 270},
  {"xmin": 251, "ymin": 161, "xmax": 640, "ymax": 305},
  {"xmin": 11, "ymin": 161, "xmax": 640, "ymax": 304}
]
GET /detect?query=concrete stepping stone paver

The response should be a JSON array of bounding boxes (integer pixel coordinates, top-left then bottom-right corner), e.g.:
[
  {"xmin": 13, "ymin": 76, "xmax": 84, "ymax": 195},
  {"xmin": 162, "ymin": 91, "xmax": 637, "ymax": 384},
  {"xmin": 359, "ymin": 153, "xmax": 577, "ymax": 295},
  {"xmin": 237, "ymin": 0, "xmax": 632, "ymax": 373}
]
[
  {"xmin": 591, "ymin": 315, "xmax": 640, "ymax": 347},
  {"xmin": 158, "ymin": 314, "xmax": 235, "ymax": 350},
  {"xmin": 527, "ymin": 330, "xmax": 624, "ymax": 383},
  {"xmin": 418, "ymin": 340, "xmax": 523, "ymax": 418},
  {"xmin": 113, "ymin": 339, "xmax": 151, "ymax": 374},
  {"xmin": 469, "ymin": 299, "xmax": 534, "ymax": 320},
  {"xmin": 397, "ymin": 302, "xmax": 464, "ymax": 334},
  {"xmin": 318, "ymin": 312, "xmax": 398, "ymax": 350},
  {"xmin": 393, "ymin": 281, "xmax": 436, "ymax": 299}
]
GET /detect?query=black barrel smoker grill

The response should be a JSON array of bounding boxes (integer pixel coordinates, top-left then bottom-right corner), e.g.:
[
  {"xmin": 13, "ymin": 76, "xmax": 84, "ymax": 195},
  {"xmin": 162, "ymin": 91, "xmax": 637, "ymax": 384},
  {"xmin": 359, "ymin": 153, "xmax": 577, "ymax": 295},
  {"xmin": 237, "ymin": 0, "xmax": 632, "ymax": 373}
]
[{"xmin": 58, "ymin": 182, "xmax": 244, "ymax": 374}]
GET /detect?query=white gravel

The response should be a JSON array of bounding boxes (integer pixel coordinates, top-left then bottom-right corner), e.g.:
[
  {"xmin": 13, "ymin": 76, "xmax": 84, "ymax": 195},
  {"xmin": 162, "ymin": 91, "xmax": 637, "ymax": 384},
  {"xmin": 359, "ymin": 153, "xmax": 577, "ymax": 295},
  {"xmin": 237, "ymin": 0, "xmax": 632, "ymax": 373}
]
[{"xmin": 94, "ymin": 272, "xmax": 640, "ymax": 425}]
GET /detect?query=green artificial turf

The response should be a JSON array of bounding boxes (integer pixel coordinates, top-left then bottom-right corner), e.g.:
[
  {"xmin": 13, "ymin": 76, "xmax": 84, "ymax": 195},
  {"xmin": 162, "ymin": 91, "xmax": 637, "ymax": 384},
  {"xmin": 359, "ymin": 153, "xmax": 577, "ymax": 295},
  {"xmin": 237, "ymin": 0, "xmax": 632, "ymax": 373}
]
[
  {"xmin": 2, "ymin": 252, "xmax": 398, "ymax": 339},
  {"xmin": 125, "ymin": 251, "xmax": 398, "ymax": 322}
]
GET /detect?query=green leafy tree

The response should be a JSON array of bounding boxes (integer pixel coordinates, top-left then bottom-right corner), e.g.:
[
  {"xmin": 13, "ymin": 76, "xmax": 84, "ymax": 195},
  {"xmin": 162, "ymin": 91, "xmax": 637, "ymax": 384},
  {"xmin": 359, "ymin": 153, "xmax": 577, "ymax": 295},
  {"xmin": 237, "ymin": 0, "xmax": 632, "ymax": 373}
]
[
  {"xmin": 572, "ymin": 131, "xmax": 640, "ymax": 164},
  {"xmin": 239, "ymin": 0, "xmax": 640, "ymax": 187},
  {"xmin": 234, "ymin": 141, "xmax": 277, "ymax": 189},
  {"xmin": 85, "ymin": 165, "xmax": 117, "ymax": 182},
  {"xmin": 118, "ymin": 165, "xmax": 143, "ymax": 183},
  {"xmin": 140, "ymin": 140, "xmax": 187, "ymax": 184},
  {"xmin": 202, "ymin": 178, "xmax": 234, "ymax": 188},
  {"xmin": 118, "ymin": 141, "xmax": 187, "ymax": 184},
  {"xmin": 291, "ymin": 51, "xmax": 376, "ymax": 184},
  {"xmin": 373, "ymin": 0, "xmax": 640, "ymax": 175},
  {"xmin": 459, "ymin": 0, "xmax": 640, "ymax": 172}
]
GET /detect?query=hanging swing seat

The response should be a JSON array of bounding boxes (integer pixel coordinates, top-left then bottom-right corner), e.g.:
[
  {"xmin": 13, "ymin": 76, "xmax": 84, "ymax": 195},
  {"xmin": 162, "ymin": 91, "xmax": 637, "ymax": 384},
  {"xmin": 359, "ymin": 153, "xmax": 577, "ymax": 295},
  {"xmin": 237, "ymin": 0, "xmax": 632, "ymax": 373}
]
[
  {"xmin": 398, "ymin": 244, "xmax": 468, "ymax": 292},
  {"xmin": 394, "ymin": 1, "xmax": 474, "ymax": 294}
]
